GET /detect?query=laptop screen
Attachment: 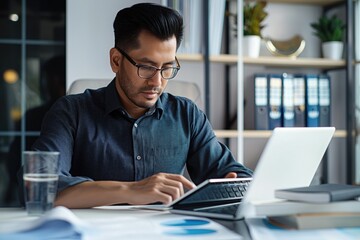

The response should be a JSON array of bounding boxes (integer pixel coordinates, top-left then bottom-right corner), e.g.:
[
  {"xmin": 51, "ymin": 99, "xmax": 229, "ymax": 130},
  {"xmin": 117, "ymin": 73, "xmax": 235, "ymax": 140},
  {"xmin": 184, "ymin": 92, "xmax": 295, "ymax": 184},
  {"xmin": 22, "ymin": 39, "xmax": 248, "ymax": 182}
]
[{"xmin": 244, "ymin": 127, "xmax": 335, "ymax": 204}]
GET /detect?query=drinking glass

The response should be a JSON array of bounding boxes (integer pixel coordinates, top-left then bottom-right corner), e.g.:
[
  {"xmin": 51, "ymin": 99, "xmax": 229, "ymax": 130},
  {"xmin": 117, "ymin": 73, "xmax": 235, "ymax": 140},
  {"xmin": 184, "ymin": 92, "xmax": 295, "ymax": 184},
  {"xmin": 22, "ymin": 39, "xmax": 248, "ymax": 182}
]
[{"xmin": 23, "ymin": 151, "xmax": 60, "ymax": 215}]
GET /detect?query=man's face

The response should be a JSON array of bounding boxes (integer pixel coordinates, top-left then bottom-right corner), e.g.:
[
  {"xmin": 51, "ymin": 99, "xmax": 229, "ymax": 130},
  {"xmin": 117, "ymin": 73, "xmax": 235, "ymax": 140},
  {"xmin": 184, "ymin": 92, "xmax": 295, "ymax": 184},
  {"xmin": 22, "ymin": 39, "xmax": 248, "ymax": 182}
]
[{"xmin": 110, "ymin": 30, "xmax": 177, "ymax": 118}]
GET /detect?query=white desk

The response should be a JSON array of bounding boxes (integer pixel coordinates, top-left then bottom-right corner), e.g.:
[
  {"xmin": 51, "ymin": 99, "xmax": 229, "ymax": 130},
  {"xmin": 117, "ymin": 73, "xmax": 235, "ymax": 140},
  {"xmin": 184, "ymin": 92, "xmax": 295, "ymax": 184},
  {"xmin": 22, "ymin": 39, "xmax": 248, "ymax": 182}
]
[
  {"xmin": 4, "ymin": 206, "xmax": 360, "ymax": 240},
  {"xmin": 0, "ymin": 206, "xmax": 246, "ymax": 240}
]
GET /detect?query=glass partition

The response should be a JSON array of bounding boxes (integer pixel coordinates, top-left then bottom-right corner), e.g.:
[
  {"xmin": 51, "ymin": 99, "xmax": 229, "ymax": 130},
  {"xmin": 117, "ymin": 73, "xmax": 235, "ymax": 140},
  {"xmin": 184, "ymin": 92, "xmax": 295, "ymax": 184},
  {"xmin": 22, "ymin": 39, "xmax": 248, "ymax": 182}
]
[{"xmin": 0, "ymin": 0, "xmax": 65, "ymax": 207}]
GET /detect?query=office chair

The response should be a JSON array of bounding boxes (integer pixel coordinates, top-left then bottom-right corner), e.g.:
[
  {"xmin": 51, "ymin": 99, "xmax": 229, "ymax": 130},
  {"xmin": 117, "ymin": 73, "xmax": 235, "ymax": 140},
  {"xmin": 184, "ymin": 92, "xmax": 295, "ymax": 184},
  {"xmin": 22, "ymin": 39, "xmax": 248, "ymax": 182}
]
[{"xmin": 67, "ymin": 78, "xmax": 203, "ymax": 109}]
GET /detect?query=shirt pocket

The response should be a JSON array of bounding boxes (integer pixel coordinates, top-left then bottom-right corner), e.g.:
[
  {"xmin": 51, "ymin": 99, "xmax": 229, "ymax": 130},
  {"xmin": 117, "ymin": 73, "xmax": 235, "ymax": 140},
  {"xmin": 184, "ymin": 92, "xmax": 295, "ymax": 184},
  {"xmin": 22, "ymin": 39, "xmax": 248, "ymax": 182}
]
[{"xmin": 150, "ymin": 142, "xmax": 188, "ymax": 175}]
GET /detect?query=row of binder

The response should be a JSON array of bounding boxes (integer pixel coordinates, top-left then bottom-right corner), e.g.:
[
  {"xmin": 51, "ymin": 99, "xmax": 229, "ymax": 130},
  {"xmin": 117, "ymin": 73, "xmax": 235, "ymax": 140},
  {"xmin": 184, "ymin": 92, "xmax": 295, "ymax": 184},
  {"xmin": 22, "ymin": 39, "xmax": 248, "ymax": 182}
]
[{"xmin": 254, "ymin": 73, "xmax": 331, "ymax": 130}]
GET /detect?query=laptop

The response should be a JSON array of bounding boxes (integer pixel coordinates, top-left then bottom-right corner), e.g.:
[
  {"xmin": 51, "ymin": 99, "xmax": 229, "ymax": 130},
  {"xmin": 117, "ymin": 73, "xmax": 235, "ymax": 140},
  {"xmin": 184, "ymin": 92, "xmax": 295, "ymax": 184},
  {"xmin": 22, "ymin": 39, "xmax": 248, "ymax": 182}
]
[{"xmin": 142, "ymin": 127, "xmax": 335, "ymax": 220}]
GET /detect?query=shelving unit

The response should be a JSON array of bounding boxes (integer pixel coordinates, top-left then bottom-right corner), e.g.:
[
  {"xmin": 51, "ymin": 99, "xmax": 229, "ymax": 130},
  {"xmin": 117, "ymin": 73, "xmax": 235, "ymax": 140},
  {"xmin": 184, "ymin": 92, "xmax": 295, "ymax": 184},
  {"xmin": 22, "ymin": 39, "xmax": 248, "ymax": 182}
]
[
  {"xmin": 241, "ymin": 0, "xmax": 353, "ymax": 184},
  {"xmin": 177, "ymin": 0, "xmax": 354, "ymax": 183},
  {"xmin": 178, "ymin": 54, "xmax": 346, "ymax": 69},
  {"xmin": 178, "ymin": 53, "xmax": 348, "ymax": 140},
  {"xmin": 345, "ymin": 0, "xmax": 355, "ymax": 184}
]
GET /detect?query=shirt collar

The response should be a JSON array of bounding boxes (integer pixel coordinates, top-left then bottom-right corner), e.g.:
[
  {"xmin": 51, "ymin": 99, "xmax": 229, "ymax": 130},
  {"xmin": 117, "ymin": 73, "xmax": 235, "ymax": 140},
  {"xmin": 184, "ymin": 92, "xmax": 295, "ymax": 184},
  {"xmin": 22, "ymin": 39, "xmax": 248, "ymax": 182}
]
[{"xmin": 105, "ymin": 78, "xmax": 164, "ymax": 119}]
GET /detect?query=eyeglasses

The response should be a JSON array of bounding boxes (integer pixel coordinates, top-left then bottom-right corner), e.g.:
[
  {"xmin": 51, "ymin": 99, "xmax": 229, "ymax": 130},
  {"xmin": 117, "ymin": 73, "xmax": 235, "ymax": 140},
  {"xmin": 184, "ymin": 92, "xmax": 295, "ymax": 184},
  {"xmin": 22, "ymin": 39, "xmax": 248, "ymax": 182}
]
[{"xmin": 117, "ymin": 48, "xmax": 180, "ymax": 80}]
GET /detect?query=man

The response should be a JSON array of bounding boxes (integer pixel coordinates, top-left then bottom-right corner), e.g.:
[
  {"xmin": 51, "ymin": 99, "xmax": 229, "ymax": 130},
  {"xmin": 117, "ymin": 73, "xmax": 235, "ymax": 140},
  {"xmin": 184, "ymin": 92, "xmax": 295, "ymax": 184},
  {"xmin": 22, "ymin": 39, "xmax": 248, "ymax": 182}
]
[{"xmin": 30, "ymin": 3, "xmax": 252, "ymax": 208}]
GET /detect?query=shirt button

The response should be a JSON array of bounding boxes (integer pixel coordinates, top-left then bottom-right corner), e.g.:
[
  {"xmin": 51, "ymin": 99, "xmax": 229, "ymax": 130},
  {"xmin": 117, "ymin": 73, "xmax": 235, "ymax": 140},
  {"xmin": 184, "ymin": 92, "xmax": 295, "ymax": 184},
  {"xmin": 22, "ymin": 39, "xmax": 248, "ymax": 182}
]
[
  {"xmin": 136, "ymin": 155, "xmax": 141, "ymax": 161},
  {"xmin": 134, "ymin": 123, "xmax": 138, "ymax": 128}
]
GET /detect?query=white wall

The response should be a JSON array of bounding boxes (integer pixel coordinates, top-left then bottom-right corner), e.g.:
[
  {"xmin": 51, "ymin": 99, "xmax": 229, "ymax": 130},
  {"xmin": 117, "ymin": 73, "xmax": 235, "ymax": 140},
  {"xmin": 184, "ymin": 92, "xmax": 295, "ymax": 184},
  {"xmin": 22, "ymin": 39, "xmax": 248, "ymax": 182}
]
[{"xmin": 66, "ymin": 0, "xmax": 160, "ymax": 89}]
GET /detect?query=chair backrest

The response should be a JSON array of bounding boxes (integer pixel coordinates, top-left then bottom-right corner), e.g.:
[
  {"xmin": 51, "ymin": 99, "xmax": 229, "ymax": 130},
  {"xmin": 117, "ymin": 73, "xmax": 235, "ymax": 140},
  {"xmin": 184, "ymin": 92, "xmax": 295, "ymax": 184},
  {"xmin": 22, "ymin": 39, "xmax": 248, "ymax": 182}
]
[{"xmin": 67, "ymin": 79, "xmax": 203, "ymax": 108}]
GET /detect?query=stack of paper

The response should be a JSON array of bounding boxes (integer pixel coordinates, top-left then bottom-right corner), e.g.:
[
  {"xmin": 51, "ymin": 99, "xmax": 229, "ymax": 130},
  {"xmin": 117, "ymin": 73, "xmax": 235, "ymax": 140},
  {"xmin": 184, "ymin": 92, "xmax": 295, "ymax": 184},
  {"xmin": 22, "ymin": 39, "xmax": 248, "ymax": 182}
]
[
  {"xmin": 252, "ymin": 184, "xmax": 360, "ymax": 230},
  {"xmin": 246, "ymin": 217, "xmax": 360, "ymax": 240},
  {"xmin": 275, "ymin": 184, "xmax": 360, "ymax": 203},
  {"xmin": 0, "ymin": 206, "xmax": 242, "ymax": 240},
  {"xmin": 0, "ymin": 206, "xmax": 94, "ymax": 240},
  {"xmin": 268, "ymin": 212, "xmax": 360, "ymax": 230}
]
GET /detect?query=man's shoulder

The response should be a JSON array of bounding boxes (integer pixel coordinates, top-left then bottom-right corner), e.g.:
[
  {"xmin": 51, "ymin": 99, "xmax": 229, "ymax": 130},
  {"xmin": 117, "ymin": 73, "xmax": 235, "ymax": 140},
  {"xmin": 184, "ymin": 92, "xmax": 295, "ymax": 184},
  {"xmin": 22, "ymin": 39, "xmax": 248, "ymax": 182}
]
[
  {"xmin": 161, "ymin": 92, "xmax": 198, "ymax": 107},
  {"xmin": 66, "ymin": 86, "xmax": 106, "ymax": 101},
  {"xmin": 53, "ymin": 87, "xmax": 106, "ymax": 112}
]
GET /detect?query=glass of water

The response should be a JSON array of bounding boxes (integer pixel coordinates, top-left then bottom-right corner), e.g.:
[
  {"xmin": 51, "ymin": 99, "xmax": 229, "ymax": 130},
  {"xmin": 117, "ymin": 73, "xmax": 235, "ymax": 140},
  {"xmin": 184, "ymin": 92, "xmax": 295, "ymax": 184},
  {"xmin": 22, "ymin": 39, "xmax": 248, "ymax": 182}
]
[{"xmin": 23, "ymin": 151, "xmax": 60, "ymax": 215}]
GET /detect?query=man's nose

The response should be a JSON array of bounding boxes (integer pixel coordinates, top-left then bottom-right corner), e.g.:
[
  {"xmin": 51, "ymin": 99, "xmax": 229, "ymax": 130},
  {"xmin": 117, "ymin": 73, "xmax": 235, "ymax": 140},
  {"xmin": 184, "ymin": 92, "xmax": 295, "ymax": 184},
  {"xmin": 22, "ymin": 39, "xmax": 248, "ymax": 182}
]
[{"xmin": 147, "ymin": 70, "xmax": 163, "ymax": 87}]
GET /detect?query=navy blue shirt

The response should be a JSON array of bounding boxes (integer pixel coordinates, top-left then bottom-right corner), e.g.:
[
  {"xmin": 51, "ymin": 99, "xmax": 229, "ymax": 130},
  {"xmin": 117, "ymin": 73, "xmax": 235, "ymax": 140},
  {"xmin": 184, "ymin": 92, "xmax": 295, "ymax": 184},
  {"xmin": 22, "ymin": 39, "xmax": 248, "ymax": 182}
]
[{"xmin": 33, "ymin": 79, "xmax": 252, "ymax": 192}]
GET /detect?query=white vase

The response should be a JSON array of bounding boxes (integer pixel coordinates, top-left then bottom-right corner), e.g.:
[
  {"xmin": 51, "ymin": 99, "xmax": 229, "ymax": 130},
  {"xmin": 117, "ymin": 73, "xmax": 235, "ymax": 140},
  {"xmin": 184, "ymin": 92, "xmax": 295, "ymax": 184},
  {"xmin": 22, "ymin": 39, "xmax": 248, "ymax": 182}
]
[
  {"xmin": 322, "ymin": 41, "xmax": 343, "ymax": 60},
  {"xmin": 243, "ymin": 35, "xmax": 261, "ymax": 58}
]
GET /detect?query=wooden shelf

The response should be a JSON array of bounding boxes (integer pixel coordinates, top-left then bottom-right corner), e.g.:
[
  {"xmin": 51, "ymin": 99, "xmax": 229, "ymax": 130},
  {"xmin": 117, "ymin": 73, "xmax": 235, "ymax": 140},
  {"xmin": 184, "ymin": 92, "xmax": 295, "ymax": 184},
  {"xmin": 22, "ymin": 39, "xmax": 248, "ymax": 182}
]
[
  {"xmin": 214, "ymin": 130, "xmax": 239, "ymax": 138},
  {"xmin": 214, "ymin": 129, "xmax": 347, "ymax": 139},
  {"xmin": 263, "ymin": 0, "xmax": 343, "ymax": 6},
  {"xmin": 176, "ymin": 54, "xmax": 239, "ymax": 63},
  {"xmin": 177, "ymin": 54, "xmax": 203, "ymax": 61},
  {"xmin": 177, "ymin": 54, "xmax": 345, "ymax": 69},
  {"xmin": 243, "ymin": 56, "xmax": 345, "ymax": 69},
  {"xmin": 210, "ymin": 55, "xmax": 239, "ymax": 63}
]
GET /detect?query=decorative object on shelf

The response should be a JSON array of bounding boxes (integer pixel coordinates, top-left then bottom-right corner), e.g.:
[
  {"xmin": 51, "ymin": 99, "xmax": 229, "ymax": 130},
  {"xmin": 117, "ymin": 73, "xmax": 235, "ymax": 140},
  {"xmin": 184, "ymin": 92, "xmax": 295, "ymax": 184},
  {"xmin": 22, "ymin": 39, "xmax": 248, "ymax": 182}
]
[
  {"xmin": 310, "ymin": 15, "xmax": 345, "ymax": 60},
  {"xmin": 264, "ymin": 35, "xmax": 305, "ymax": 58},
  {"xmin": 243, "ymin": 1, "xmax": 268, "ymax": 58}
]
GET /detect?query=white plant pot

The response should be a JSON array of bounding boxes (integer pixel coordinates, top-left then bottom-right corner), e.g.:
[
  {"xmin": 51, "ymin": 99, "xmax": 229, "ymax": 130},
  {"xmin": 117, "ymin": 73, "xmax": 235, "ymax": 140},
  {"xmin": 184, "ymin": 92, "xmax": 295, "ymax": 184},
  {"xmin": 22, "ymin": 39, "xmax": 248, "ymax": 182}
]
[
  {"xmin": 322, "ymin": 41, "xmax": 343, "ymax": 60},
  {"xmin": 243, "ymin": 35, "xmax": 261, "ymax": 58}
]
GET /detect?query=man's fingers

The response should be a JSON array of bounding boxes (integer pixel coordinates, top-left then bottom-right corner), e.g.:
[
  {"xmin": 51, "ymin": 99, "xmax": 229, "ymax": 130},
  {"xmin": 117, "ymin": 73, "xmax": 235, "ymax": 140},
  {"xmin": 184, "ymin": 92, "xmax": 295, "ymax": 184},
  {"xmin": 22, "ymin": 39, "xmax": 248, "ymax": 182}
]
[
  {"xmin": 164, "ymin": 173, "xmax": 196, "ymax": 189},
  {"xmin": 127, "ymin": 173, "xmax": 196, "ymax": 205},
  {"xmin": 150, "ymin": 175, "xmax": 185, "ymax": 199},
  {"xmin": 150, "ymin": 187, "xmax": 175, "ymax": 204},
  {"xmin": 224, "ymin": 172, "xmax": 238, "ymax": 178},
  {"xmin": 157, "ymin": 183, "xmax": 181, "ymax": 204}
]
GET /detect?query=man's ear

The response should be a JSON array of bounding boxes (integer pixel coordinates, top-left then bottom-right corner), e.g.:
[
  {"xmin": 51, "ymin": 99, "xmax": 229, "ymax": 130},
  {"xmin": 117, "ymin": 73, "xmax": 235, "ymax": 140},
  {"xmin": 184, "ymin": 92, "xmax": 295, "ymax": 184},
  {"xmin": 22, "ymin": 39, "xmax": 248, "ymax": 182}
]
[{"xmin": 110, "ymin": 48, "xmax": 121, "ymax": 73}]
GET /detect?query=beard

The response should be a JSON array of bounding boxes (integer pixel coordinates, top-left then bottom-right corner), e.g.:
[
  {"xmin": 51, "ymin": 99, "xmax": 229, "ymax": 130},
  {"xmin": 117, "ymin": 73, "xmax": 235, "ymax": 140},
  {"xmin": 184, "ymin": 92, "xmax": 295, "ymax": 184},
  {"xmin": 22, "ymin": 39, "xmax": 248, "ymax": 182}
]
[{"xmin": 118, "ymin": 75, "xmax": 163, "ymax": 109}]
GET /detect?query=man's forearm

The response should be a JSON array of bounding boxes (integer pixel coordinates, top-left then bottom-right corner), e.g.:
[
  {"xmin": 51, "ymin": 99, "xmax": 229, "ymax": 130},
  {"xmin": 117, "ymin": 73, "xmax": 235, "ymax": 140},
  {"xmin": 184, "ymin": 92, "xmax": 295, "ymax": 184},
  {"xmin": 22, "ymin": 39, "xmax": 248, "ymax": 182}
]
[
  {"xmin": 54, "ymin": 173, "xmax": 195, "ymax": 208},
  {"xmin": 54, "ymin": 181, "xmax": 130, "ymax": 208}
]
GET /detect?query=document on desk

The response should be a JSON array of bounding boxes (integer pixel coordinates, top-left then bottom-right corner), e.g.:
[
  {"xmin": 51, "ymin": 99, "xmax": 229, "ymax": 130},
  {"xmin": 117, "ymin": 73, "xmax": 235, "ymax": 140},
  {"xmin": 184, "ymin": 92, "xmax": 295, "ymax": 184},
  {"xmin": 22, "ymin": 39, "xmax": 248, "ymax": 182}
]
[
  {"xmin": 0, "ymin": 206, "xmax": 94, "ymax": 240},
  {"xmin": 246, "ymin": 217, "xmax": 360, "ymax": 240},
  {"xmin": 0, "ymin": 206, "xmax": 242, "ymax": 240},
  {"xmin": 86, "ymin": 207, "xmax": 242, "ymax": 240}
]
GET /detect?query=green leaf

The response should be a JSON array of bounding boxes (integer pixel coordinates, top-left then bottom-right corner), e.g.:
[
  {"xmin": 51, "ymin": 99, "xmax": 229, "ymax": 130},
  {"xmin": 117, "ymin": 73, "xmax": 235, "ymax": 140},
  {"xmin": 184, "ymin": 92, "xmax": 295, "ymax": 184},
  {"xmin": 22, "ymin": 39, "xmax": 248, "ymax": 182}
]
[
  {"xmin": 243, "ymin": 1, "xmax": 268, "ymax": 37},
  {"xmin": 310, "ymin": 14, "xmax": 345, "ymax": 42}
]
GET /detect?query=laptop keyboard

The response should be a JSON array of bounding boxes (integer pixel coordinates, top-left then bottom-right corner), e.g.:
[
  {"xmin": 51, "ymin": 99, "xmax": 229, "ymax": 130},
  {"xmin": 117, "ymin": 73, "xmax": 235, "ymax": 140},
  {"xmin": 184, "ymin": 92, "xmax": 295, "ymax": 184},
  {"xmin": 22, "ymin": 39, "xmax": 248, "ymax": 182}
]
[
  {"xmin": 179, "ymin": 179, "xmax": 251, "ymax": 204},
  {"xmin": 195, "ymin": 202, "xmax": 241, "ymax": 215}
]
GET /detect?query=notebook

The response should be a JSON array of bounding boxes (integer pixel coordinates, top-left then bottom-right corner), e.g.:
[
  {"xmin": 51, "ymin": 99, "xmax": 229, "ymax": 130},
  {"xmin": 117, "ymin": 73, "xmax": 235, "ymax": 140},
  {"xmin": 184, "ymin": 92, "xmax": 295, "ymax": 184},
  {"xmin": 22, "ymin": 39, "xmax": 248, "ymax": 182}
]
[{"xmin": 168, "ymin": 127, "xmax": 335, "ymax": 220}]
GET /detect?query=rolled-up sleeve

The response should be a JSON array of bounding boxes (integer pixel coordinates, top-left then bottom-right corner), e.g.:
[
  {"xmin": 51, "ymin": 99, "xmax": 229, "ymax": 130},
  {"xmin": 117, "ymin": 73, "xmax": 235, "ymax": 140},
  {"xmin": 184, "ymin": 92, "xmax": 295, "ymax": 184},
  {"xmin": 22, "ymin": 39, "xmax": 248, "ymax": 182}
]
[
  {"xmin": 32, "ymin": 96, "xmax": 93, "ymax": 192},
  {"xmin": 184, "ymin": 102, "xmax": 253, "ymax": 184}
]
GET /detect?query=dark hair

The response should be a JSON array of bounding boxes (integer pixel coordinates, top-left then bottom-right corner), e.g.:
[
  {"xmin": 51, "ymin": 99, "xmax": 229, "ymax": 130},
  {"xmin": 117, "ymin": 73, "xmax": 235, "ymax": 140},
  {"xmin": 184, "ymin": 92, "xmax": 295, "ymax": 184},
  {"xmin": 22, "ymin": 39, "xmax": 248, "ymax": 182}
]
[{"xmin": 113, "ymin": 3, "xmax": 183, "ymax": 51}]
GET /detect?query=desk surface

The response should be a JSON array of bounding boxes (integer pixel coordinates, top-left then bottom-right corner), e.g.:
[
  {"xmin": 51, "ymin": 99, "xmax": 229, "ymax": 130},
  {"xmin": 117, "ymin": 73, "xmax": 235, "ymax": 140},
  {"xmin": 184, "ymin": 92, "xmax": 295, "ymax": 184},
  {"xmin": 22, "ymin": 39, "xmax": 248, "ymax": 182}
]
[
  {"xmin": 0, "ymin": 206, "xmax": 248, "ymax": 240},
  {"xmin": 2, "ymin": 206, "xmax": 358, "ymax": 240}
]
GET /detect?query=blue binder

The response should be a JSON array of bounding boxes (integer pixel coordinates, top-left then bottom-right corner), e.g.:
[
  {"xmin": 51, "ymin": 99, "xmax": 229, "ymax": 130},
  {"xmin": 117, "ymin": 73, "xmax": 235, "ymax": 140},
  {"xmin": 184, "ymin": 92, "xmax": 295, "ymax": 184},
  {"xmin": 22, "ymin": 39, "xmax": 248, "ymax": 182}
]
[
  {"xmin": 305, "ymin": 74, "xmax": 320, "ymax": 127},
  {"xmin": 268, "ymin": 74, "xmax": 282, "ymax": 130},
  {"xmin": 254, "ymin": 74, "xmax": 269, "ymax": 130},
  {"xmin": 318, "ymin": 74, "xmax": 331, "ymax": 126},
  {"xmin": 282, "ymin": 73, "xmax": 295, "ymax": 127},
  {"xmin": 293, "ymin": 74, "xmax": 306, "ymax": 127}
]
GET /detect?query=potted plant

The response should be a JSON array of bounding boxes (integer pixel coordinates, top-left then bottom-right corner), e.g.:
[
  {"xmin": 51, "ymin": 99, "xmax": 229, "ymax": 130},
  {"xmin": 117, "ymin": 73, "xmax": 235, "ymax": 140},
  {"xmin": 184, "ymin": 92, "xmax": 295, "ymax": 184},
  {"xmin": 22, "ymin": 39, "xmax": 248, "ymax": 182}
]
[
  {"xmin": 243, "ymin": 1, "xmax": 268, "ymax": 57},
  {"xmin": 310, "ymin": 15, "xmax": 345, "ymax": 60}
]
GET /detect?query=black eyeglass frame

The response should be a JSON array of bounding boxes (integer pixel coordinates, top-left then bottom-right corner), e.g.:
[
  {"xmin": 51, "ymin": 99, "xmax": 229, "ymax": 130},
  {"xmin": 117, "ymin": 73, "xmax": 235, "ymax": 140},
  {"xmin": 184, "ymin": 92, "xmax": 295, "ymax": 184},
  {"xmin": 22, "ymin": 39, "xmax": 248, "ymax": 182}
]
[{"xmin": 116, "ymin": 47, "xmax": 180, "ymax": 80}]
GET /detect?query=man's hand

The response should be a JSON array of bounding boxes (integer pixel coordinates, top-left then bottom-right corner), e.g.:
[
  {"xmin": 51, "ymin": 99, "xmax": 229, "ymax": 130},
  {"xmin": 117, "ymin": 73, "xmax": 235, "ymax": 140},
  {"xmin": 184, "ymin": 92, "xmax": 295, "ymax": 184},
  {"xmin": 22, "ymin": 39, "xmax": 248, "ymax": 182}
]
[
  {"xmin": 225, "ymin": 172, "xmax": 238, "ymax": 178},
  {"xmin": 55, "ymin": 172, "xmax": 239, "ymax": 209},
  {"xmin": 125, "ymin": 173, "xmax": 196, "ymax": 205}
]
